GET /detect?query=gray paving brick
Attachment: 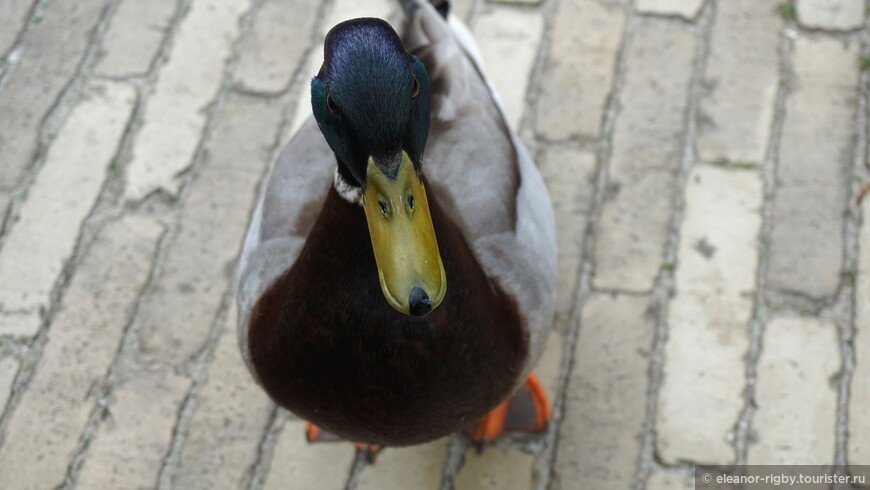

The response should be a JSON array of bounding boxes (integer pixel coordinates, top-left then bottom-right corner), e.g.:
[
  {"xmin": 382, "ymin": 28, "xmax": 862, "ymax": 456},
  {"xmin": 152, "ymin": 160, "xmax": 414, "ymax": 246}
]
[
  {"xmin": 137, "ymin": 98, "xmax": 282, "ymax": 365},
  {"xmin": 646, "ymin": 472, "xmax": 694, "ymax": 490},
  {"xmin": 696, "ymin": 0, "xmax": 781, "ymax": 164},
  {"xmin": 657, "ymin": 166, "xmax": 762, "ymax": 465},
  {"xmin": 262, "ymin": 419, "xmax": 355, "ymax": 490},
  {"xmin": 233, "ymin": 0, "xmax": 319, "ymax": 94},
  {"xmin": 473, "ymin": 6, "xmax": 544, "ymax": 130},
  {"xmin": 553, "ymin": 294, "xmax": 651, "ymax": 490},
  {"xmin": 319, "ymin": 0, "xmax": 395, "ymax": 32},
  {"xmin": 357, "ymin": 438, "xmax": 449, "ymax": 490},
  {"xmin": 636, "ymin": 0, "xmax": 704, "ymax": 19},
  {"xmin": 95, "ymin": 0, "xmax": 177, "ymax": 77},
  {"xmin": 123, "ymin": 0, "xmax": 252, "ymax": 201},
  {"xmin": 540, "ymin": 147, "xmax": 596, "ymax": 331},
  {"xmin": 455, "ymin": 447, "xmax": 534, "ymax": 490},
  {"xmin": 171, "ymin": 304, "xmax": 274, "ymax": 490},
  {"xmin": 76, "ymin": 371, "xmax": 191, "ymax": 489},
  {"xmin": 536, "ymin": 0, "xmax": 626, "ymax": 141},
  {"xmin": 748, "ymin": 317, "xmax": 838, "ymax": 464},
  {"xmin": 0, "ymin": 356, "xmax": 19, "ymax": 417},
  {"xmin": 0, "ymin": 80, "xmax": 136, "ymax": 337},
  {"xmin": 0, "ymin": 0, "xmax": 34, "ymax": 57},
  {"xmin": 450, "ymin": 0, "xmax": 475, "ymax": 20},
  {"xmin": 0, "ymin": 0, "xmax": 110, "ymax": 191},
  {"xmin": 0, "ymin": 216, "xmax": 163, "ymax": 490},
  {"xmin": 536, "ymin": 329, "xmax": 565, "ymax": 411},
  {"xmin": 593, "ymin": 24, "xmax": 696, "ymax": 292},
  {"xmin": 849, "ymin": 199, "xmax": 870, "ymax": 470},
  {"xmin": 796, "ymin": 0, "xmax": 864, "ymax": 31},
  {"xmin": 767, "ymin": 37, "xmax": 859, "ymax": 300},
  {"xmin": 0, "ymin": 193, "xmax": 10, "ymax": 231}
]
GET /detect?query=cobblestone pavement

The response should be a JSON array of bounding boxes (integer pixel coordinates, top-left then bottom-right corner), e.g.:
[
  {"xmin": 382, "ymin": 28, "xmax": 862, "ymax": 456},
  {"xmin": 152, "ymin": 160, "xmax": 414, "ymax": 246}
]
[{"xmin": 0, "ymin": 0, "xmax": 868, "ymax": 488}]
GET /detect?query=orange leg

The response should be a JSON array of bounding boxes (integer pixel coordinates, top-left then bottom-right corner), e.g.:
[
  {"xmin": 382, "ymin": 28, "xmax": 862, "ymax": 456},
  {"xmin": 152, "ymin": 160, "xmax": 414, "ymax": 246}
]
[
  {"xmin": 525, "ymin": 372, "xmax": 552, "ymax": 430},
  {"xmin": 468, "ymin": 400, "xmax": 510, "ymax": 445},
  {"xmin": 304, "ymin": 422, "xmax": 383, "ymax": 462},
  {"xmin": 304, "ymin": 421, "xmax": 320, "ymax": 442},
  {"xmin": 464, "ymin": 372, "xmax": 551, "ymax": 448}
]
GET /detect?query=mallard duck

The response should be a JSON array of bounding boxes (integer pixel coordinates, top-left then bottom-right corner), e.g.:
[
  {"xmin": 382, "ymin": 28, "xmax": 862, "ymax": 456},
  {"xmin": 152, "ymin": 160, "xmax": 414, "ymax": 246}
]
[{"xmin": 235, "ymin": 0, "xmax": 556, "ymax": 450}]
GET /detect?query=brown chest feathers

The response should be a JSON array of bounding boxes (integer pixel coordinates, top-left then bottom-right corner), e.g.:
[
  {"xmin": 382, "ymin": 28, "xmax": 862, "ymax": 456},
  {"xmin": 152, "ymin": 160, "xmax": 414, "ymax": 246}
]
[{"xmin": 247, "ymin": 188, "xmax": 528, "ymax": 446}]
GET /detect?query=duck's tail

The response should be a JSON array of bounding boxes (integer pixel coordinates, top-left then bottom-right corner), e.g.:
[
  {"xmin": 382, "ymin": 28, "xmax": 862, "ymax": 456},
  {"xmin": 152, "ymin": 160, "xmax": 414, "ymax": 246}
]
[{"xmin": 398, "ymin": 0, "xmax": 449, "ymax": 19}]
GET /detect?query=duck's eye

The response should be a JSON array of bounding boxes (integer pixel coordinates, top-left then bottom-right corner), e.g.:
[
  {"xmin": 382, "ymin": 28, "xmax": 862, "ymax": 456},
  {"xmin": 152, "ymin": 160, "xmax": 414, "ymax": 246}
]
[
  {"xmin": 326, "ymin": 93, "xmax": 341, "ymax": 116},
  {"xmin": 407, "ymin": 194, "xmax": 415, "ymax": 210},
  {"xmin": 411, "ymin": 76, "xmax": 420, "ymax": 100},
  {"xmin": 378, "ymin": 199, "xmax": 388, "ymax": 216}
]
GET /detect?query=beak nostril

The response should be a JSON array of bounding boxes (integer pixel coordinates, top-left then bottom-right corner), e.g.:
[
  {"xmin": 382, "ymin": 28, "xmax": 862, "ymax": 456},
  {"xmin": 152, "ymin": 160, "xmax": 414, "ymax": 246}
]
[{"xmin": 408, "ymin": 286, "xmax": 432, "ymax": 316}]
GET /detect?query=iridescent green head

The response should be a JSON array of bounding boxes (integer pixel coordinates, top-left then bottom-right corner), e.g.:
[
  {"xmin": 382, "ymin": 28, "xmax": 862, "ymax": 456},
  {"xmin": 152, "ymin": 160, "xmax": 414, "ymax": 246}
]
[{"xmin": 311, "ymin": 18, "xmax": 444, "ymax": 317}]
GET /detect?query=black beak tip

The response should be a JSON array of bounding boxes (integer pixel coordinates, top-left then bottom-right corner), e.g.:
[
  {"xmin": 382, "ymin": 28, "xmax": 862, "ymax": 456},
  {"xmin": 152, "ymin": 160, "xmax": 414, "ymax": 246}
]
[{"xmin": 408, "ymin": 286, "xmax": 432, "ymax": 316}]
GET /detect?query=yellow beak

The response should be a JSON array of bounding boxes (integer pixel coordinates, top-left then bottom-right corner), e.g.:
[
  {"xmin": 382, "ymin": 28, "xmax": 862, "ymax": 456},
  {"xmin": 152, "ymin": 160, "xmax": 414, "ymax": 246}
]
[{"xmin": 362, "ymin": 152, "xmax": 446, "ymax": 316}]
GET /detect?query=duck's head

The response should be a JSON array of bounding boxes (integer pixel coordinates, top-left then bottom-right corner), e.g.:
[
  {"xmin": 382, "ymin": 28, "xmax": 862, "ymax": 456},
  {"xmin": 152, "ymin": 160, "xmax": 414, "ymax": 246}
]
[{"xmin": 311, "ymin": 18, "xmax": 446, "ymax": 317}]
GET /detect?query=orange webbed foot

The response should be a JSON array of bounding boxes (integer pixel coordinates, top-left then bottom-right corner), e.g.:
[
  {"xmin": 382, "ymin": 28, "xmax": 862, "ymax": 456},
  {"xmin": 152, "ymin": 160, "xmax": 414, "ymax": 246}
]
[
  {"xmin": 304, "ymin": 422, "xmax": 383, "ymax": 462},
  {"xmin": 464, "ymin": 372, "xmax": 551, "ymax": 450}
]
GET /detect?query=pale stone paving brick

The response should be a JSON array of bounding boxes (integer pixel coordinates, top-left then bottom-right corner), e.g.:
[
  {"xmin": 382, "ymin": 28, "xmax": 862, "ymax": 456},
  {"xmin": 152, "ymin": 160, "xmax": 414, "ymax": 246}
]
[
  {"xmin": 696, "ymin": 0, "xmax": 781, "ymax": 164},
  {"xmin": 796, "ymin": 0, "xmax": 864, "ymax": 31},
  {"xmin": 262, "ymin": 419, "xmax": 355, "ymax": 490},
  {"xmin": 473, "ymin": 7, "xmax": 544, "ymax": 130},
  {"xmin": 449, "ymin": 0, "xmax": 475, "ymax": 20},
  {"xmin": 0, "ymin": 0, "xmax": 111, "ymax": 190},
  {"xmin": 286, "ymin": 0, "xmax": 395, "ymax": 140},
  {"xmin": 95, "ymin": 0, "xmax": 178, "ymax": 77},
  {"xmin": 0, "ymin": 193, "xmax": 10, "ymax": 231},
  {"xmin": 123, "ymin": 0, "xmax": 253, "ymax": 201},
  {"xmin": 646, "ymin": 472, "xmax": 694, "ymax": 490},
  {"xmin": 233, "ymin": 0, "xmax": 320, "ymax": 94},
  {"xmin": 76, "ymin": 371, "xmax": 191, "ymax": 489},
  {"xmin": 767, "ymin": 37, "xmax": 858, "ymax": 300},
  {"xmin": 553, "ymin": 294, "xmax": 652, "ymax": 490},
  {"xmin": 171, "ymin": 303, "xmax": 274, "ymax": 490},
  {"xmin": 593, "ymin": 24, "xmax": 696, "ymax": 292},
  {"xmin": 0, "ymin": 81, "xmax": 135, "ymax": 337},
  {"xmin": 137, "ymin": 98, "xmax": 283, "ymax": 365},
  {"xmin": 636, "ymin": 0, "xmax": 705, "ymax": 19},
  {"xmin": 657, "ymin": 166, "xmax": 762, "ymax": 465},
  {"xmin": 849, "ymin": 199, "xmax": 870, "ymax": 470},
  {"xmin": 454, "ymin": 447, "xmax": 534, "ymax": 490},
  {"xmin": 0, "ymin": 216, "xmax": 163, "ymax": 490},
  {"xmin": 318, "ymin": 0, "xmax": 395, "ymax": 35},
  {"xmin": 0, "ymin": 357, "xmax": 19, "ymax": 416},
  {"xmin": 536, "ymin": 0, "xmax": 626, "ymax": 141},
  {"xmin": 0, "ymin": 0, "xmax": 34, "ymax": 57},
  {"xmin": 540, "ymin": 148, "xmax": 596, "ymax": 331},
  {"xmin": 356, "ymin": 438, "xmax": 449, "ymax": 489},
  {"xmin": 536, "ymin": 331, "xmax": 564, "ymax": 410},
  {"xmin": 748, "ymin": 317, "xmax": 838, "ymax": 464}
]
